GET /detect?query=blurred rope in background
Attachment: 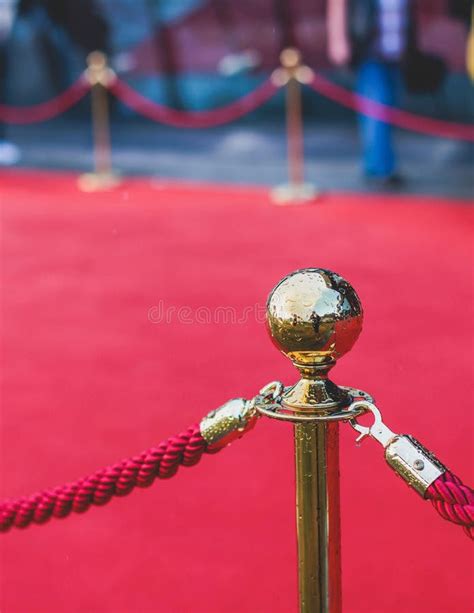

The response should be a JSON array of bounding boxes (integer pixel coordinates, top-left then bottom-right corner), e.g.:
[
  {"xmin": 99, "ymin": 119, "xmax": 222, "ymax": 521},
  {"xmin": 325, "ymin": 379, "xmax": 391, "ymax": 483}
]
[{"xmin": 1, "ymin": 0, "xmax": 473, "ymax": 120}]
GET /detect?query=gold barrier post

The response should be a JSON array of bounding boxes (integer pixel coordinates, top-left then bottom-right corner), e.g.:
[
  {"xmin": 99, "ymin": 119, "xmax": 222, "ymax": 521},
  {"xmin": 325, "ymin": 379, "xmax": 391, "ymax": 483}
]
[
  {"xmin": 264, "ymin": 268, "xmax": 365, "ymax": 612},
  {"xmin": 294, "ymin": 421, "xmax": 341, "ymax": 612},
  {"xmin": 78, "ymin": 51, "xmax": 120, "ymax": 192},
  {"xmin": 271, "ymin": 49, "xmax": 317, "ymax": 205}
]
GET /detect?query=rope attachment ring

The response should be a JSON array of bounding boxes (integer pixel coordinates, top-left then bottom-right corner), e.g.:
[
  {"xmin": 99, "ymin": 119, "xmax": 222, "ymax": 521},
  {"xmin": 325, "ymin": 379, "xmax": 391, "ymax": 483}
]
[{"xmin": 254, "ymin": 383, "xmax": 373, "ymax": 423}]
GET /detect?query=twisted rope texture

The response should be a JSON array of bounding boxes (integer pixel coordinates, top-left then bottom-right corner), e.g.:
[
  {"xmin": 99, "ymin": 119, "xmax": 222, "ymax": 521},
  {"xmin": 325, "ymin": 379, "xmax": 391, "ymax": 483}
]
[
  {"xmin": 425, "ymin": 471, "xmax": 474, "ymax": 539},
  {"xmin": 0, "ymin": 424, "xmax": 210, "ymax": 533}
]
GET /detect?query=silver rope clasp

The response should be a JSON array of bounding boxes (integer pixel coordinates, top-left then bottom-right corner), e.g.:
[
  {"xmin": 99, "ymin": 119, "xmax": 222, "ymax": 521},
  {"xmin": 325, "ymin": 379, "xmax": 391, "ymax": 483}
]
[{"xmin": 349, "ymin": 401, "xmax": 445, "ymax": 497}]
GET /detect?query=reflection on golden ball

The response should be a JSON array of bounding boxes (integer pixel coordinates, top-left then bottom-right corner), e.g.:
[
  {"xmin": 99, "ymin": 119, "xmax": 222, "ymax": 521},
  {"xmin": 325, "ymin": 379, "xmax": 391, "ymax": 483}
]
[{"xmin": 266, "ymin": 268, "xmax": 363, "ymax": 366}]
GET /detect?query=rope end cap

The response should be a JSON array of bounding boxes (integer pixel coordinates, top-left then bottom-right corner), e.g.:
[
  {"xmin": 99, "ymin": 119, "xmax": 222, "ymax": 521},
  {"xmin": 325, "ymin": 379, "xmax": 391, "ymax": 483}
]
[{"xmin": 200, "ymin": 398, "xmax": 258, "ymax": 450}]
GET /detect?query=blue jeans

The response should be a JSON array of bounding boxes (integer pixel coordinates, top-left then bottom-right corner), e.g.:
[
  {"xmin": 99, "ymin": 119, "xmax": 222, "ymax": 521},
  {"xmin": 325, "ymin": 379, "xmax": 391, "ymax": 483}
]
[
  {"xmin": 356, "ymin": 59, "xmax": 400, "ymax": 177},
  {"xmin": 0, "ymin": 43, "xmax": 7, "ymax": 140}
]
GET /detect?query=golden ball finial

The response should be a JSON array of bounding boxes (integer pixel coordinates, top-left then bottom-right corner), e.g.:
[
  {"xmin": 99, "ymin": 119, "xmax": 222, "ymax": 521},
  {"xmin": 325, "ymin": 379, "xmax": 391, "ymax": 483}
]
[
  {"xmin": 280, "ymin": 47, "xmax": 302, "ymax": 69},
  {"xmin": 87, "ymin": 51, "xmax": 107, "ymax": 70},
  {"xmin": 267, "ymin": 268, "xmax": 363, "ymax": 370}
]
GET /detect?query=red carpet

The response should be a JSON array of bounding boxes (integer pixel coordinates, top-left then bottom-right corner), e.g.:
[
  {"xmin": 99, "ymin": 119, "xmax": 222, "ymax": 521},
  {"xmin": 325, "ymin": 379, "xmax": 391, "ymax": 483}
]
[{"xmin": 0, "ymin": 170, "xmax": 472, "ymax": 613}]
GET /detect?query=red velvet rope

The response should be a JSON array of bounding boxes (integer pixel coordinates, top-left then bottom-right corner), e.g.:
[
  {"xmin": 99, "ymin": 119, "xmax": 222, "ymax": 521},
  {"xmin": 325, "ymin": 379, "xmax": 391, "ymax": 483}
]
[
  {"xmin": 2, "ymin": 419, "xmax": 473, "ymax": 541},
  {"xmin": 425, "ymin": 470, "xmax": 474, "ymax": 539},
  {"xmin": 109, "ymin": 76, "xmax": 280, "ymax": 128},
  {"xmin": 0, "ymin": 76, "xmax": 91, "ymax": 125},
  {"xmin": 1, "ymin": 67, "xmax": 472, "ymax": 141},
  {"xmin": 0, "ymin": 423, "xmax": 213, "ymax": 533},
  {"xmin": 308, "ymin": 72, "xmax": 474, "ymax": 142}
]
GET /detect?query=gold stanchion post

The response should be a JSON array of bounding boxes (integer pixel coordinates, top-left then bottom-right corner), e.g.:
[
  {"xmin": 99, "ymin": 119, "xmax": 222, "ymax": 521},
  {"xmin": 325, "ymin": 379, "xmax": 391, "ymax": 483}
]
[
  {"xmin": 78, "ymin": 51, "xmax": 120, "ymax": 192},
  {"xmin": 271, "ymin": 49, "xmax": 317, "ymax": 205},
  {"xmin": 263, "ymin": 268, "xmax": 368, "ymax": 612}
]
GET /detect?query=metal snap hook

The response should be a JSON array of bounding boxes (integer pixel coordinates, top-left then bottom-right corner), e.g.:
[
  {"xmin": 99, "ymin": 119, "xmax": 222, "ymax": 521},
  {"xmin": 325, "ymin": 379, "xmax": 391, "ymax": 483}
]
[
  {"xmin": 349, "ymin": 401, "xmax": 383, "ymax": 443},
  {"xmin": 349, "ymin": 401, "xmax": 398, "ymax": 448}
]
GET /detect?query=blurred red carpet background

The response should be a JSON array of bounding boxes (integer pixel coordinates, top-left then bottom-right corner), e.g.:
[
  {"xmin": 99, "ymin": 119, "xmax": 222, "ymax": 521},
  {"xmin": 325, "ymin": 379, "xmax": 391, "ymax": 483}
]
[{"xmin": 0, "ymin": 170, "xmax": 472, "ymax": 613}]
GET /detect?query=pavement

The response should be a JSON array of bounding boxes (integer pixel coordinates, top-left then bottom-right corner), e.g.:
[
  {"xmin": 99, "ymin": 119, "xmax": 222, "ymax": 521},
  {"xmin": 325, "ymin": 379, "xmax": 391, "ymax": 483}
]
[{"xmin": 4, "ymin": 117, "xmax": 473, "ymax": 199}]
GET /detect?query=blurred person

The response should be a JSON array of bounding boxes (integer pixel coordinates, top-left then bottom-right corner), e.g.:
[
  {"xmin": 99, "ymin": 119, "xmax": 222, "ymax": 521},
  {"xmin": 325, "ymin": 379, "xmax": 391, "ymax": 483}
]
[
  {"xmin": 447, "ymin": 0, "xmax": 474, "ymax": 79},
  {"xmin": 18, "ymin": 0, "xmax": 109, "ymax": 62},
  {"xmin": 468, "ymin": 7, "xmax": 474, "ymax": 80},
  {"xmin": 448, "ymin": 0, "xmax": 471, "ymax": 25},
  {"xmin": 0, "ymin": 0, "xmax": 108, "ymax": 167},
  {"xmin": 11, "ymin": 0, "xmax": 108, "ymax": 103},
  {"xmin": 327, "ymin": 0, "xmax": 415, "ymax": 186},
  {"xmin": 0, "ymin": 0, "xmax": 21, "ymax": 165}
]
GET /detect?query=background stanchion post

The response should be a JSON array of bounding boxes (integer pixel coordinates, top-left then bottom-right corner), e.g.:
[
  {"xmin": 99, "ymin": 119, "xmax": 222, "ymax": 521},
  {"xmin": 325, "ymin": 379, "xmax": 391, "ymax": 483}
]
[
  {"xmin": 271, "ymin": 48, "xmax": 317, "ymax": 205},
  {"xmin": 78, "ymin": 51, "xmax": 120, "ymax": 192}
]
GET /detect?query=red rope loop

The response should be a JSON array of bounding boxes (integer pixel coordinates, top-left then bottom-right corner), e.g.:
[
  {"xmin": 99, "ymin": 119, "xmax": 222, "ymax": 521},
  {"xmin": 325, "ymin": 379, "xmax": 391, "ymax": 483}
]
[
  {"xmin": 425, "ymin": 470, "xmax": 474, "ymax": 539},
  {"xmin": 0, "ymin": 423, "xmax": 212, "ymax": 533},
  {"xmin": 308, "ymin": 72, "xmax": 474, "ymax": 142},
  {"xmin": 109, "ymin": 76, "xmax": 280, "ymax": 128},
  {"xmin": 0, "ymin": 75, "xmax": 91, "ymax": 125}
]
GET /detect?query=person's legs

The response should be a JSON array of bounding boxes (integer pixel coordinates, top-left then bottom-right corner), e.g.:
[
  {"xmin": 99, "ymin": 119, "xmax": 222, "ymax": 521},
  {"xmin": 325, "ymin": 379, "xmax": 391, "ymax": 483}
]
[
  {"xmin": 0, "ymin": 7, "xmax": 20, "ymax": 165},
  {"xmin": 0, "ymin": 42, "xmax": 7, "ymax": 141},
  {"xmin": 356, "ymin": 59, "xmax": 399, "ymax": 178}
]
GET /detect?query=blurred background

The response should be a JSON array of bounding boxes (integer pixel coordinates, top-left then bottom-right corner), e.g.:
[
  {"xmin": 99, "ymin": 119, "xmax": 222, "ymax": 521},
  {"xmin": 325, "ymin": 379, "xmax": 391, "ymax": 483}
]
[{"xmin": 0, "ymin": 0, "xmax": 473, "ymax": 195}]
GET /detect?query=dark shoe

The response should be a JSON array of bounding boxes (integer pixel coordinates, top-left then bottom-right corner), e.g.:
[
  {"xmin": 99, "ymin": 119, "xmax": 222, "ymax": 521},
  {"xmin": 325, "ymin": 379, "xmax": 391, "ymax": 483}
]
[{"xmin": 365, "ymin": 173, "xmax": 405, "ymax": 190}]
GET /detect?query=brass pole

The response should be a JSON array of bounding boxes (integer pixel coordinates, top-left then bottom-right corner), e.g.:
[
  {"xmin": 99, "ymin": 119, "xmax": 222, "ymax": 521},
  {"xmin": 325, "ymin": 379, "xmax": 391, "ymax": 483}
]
[
  {"xmin": 294, "ymin": 422, "xmax": 341, "ymax": 613},
  {"xmin": 78, "ymin": 51, "xmax": 119, "ymax": 192},
  {"xmin": 270, "ymin": 48, "xmax": 317, "ymax": 205},
  {"xmin": 91, "ymin": 80, "xmax": 112, "ymax": 177},
  {"xmin": 286, "ymin": 64, "xmax": 304, "ymax": 187},
  {"xmin": 264, "ymin": 269, "xmax": 365, "ymax": 612}
]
